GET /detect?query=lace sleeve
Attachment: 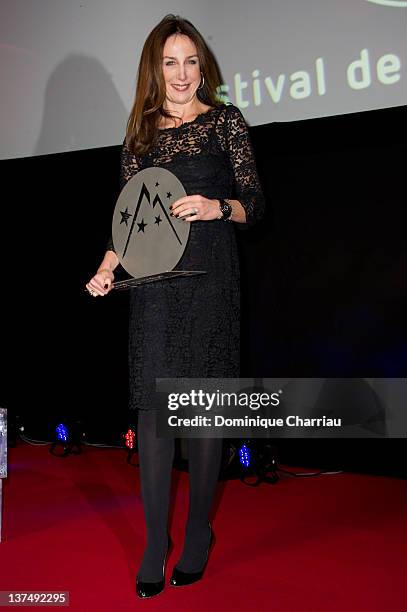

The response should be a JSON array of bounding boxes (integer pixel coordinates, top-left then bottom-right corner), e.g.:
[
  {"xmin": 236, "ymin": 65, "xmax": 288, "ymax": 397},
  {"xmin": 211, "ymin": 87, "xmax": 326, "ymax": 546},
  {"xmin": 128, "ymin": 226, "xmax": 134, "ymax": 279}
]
[
  {"xmin": 107, "ymin": 139, "xmax": 142, "ymax": 252},
  {"xmin": 224, "ymin": 105, "xmax": 265, "ymax": 226}
]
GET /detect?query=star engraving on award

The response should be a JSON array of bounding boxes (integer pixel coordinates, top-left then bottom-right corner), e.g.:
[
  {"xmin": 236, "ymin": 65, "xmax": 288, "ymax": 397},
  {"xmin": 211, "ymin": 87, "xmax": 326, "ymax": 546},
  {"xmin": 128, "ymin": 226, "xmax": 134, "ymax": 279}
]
[
  {"xmin": 137, "ymin": 219, "xmax": 147, "ymax": 233},
  {"xmin": 120, "ymin": 207, "xmax": 132, "ymax": 226},
  {"xmin": 155, "ymin": 215, "xmax": 162, "ymax": 225},
  {"xmin": 167, "ymin": 192, "xmax": 172, "ymax": 199}
]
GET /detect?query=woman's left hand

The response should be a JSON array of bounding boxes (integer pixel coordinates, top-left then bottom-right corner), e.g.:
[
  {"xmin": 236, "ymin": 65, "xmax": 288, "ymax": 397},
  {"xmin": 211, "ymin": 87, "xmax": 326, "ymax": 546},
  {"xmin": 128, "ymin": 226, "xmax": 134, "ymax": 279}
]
[{"xmin": 170, "ymin": 195, "xmax": 220, "ymax": 222}]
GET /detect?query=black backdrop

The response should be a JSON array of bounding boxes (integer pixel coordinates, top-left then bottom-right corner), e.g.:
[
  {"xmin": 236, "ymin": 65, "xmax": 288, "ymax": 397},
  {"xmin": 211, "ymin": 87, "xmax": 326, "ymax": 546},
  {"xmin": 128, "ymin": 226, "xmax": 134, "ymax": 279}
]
[{"xmin": 1, "ymin": 105, "xmax": 406, "ymax": 476}]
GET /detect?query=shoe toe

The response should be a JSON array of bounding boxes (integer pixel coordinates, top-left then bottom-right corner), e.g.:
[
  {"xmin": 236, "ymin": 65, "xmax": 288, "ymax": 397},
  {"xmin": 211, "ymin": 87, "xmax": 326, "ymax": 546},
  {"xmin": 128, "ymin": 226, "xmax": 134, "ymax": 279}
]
[
  {"xmin": 136, "ymin": 578, "xmax": 165, "ymax": 598},
  {"xmin": 169, "ymin": 567, "xmax": 203, "ymax": 587}
]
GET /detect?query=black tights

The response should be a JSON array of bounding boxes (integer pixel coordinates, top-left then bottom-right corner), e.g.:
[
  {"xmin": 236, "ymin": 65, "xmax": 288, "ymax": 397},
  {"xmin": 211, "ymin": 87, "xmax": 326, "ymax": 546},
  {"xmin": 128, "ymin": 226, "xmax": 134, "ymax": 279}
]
[{"xmin": 136, "ymin": 410, "xmax": 223, "ymax": 581}]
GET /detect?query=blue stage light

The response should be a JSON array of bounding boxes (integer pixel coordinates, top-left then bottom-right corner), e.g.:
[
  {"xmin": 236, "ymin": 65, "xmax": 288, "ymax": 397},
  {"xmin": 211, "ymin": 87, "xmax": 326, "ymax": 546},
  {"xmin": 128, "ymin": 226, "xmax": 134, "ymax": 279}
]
[
  {"xmin": 239, "ymin": 442, "xmax": 251, "ymax": 468},
  {"xmin": 56, "ymin": 423, "xmax": 69, "ymax": 442}
]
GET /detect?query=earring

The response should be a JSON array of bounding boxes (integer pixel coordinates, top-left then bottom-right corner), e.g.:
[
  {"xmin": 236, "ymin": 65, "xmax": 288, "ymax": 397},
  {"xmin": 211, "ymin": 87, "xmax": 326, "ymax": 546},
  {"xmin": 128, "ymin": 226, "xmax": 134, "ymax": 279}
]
[{"xmin": 198, "ymin": 72, "xmax": 205, "ymax": 90}]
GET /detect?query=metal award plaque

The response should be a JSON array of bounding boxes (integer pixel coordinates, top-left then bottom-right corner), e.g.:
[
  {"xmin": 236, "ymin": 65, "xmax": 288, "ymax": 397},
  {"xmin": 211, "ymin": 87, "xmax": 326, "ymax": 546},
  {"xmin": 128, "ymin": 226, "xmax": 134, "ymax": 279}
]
[{"xmin": 111, "ymin": 167, "xmax": 206, "ymax": 290}]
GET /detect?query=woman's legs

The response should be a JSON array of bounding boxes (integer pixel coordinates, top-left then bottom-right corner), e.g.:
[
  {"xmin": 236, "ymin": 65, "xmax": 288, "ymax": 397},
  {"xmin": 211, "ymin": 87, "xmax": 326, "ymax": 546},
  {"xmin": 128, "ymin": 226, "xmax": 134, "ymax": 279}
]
[
  {"xmin": 136, "ymin": 410, "xmax": 174, "ymax": 582},
  {"xmin": 136, "ymin": 413, "xmax": 222, "ymax": 578},
  {"xmin": 175, "ymin": 438, "xmax": 223, "ymax": 572}
]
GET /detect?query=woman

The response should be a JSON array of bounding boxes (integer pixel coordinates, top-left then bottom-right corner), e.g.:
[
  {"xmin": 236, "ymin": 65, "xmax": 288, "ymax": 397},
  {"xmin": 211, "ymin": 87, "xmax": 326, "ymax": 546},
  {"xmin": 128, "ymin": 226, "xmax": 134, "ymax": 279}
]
[{"xmin": 86, "ymin": 14, "xmax": 265, "ymax": 599}]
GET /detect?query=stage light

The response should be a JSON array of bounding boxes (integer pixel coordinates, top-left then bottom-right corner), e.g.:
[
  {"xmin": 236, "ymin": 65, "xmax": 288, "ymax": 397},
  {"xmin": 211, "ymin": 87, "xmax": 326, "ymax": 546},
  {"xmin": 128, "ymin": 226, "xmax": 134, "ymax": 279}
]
[
  {"xmin": 56, "ymin": 423, "xmax": 69, "ymax": 442},
  {"xmin": 122, "ymin": 425, "xmax": 138, "ymax": 466},
  {"xmin": 239, "ymin": 442, "xmax": 251, "ymax": 468},
  {"xmin": 50, "ymin": 422, "xmax": 82, "ymax": 457},
  {"xmin": 242, "ymin": 441, "xmax": 279, "ymax": 486},
  {"xmin": 124, "ymin": 428, "xmax": 136, "ymax": 450},
  {"xmin": 233, "ymin": 440, "xmax": 281, "ymax": 486}
]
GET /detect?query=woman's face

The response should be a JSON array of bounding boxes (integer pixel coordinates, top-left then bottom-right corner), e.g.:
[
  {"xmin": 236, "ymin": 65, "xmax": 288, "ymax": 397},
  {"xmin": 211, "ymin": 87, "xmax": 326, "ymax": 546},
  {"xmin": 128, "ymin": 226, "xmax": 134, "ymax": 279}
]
[{"xmin": 162, "ymin": 34, "xmax": 201, "ymax": 106}]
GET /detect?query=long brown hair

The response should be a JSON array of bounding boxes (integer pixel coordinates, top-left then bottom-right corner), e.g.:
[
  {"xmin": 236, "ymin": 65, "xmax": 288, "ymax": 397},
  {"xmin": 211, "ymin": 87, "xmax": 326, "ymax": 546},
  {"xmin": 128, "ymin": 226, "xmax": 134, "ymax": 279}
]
[{"xmin": 125, "ymin": 14, "xmax": 222, "ymax": 156}]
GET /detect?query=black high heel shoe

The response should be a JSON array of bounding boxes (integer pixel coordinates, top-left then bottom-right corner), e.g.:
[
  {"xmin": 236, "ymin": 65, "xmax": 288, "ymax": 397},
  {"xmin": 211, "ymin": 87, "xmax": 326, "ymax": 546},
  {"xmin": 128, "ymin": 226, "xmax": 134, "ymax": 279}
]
[
  {"xmin": 169, "ymin": 524, "xmax": 214, "ymax": 587},
  {"xmin": 136, "ymin": 535, "xmax": 172, "ymax": 599}
]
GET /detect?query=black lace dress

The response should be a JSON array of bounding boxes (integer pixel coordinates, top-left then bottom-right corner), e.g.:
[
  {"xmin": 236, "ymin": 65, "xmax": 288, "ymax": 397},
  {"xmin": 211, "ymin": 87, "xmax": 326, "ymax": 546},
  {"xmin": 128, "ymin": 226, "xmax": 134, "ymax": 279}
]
[{"xmin": 111, "ymin": 103, "xmax": 265, "ymax": 412}]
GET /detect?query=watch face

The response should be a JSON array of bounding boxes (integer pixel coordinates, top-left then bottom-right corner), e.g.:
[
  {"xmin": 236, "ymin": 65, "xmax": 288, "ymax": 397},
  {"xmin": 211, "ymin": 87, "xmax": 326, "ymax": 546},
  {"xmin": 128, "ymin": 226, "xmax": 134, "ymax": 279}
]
[{"xmin": 220, "ymin": 200, "xmax": 232, "ymax": 219}]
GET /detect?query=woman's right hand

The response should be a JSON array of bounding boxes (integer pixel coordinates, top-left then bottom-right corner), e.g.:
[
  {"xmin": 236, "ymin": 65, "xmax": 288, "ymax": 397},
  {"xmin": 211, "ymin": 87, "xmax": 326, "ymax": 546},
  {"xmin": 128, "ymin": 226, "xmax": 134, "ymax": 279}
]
[{"xmin": 86, "ymin": 268, "xmax": 114, "ymax": 297}]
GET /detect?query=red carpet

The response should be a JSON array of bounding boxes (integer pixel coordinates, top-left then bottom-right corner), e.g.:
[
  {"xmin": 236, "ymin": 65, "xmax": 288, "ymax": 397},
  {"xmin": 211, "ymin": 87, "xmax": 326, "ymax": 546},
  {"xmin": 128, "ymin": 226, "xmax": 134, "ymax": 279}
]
[{"xmin": 1, "ymin": 442, "xmax": 406, "ymax": 611}]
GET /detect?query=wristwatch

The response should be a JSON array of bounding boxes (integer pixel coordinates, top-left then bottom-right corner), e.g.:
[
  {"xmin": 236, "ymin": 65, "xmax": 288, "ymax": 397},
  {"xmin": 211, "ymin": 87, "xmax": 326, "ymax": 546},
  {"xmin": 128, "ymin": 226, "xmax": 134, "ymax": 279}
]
[{"xmin": 217, "ymin": 198, "xmax": 232, "ymax": 221}]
